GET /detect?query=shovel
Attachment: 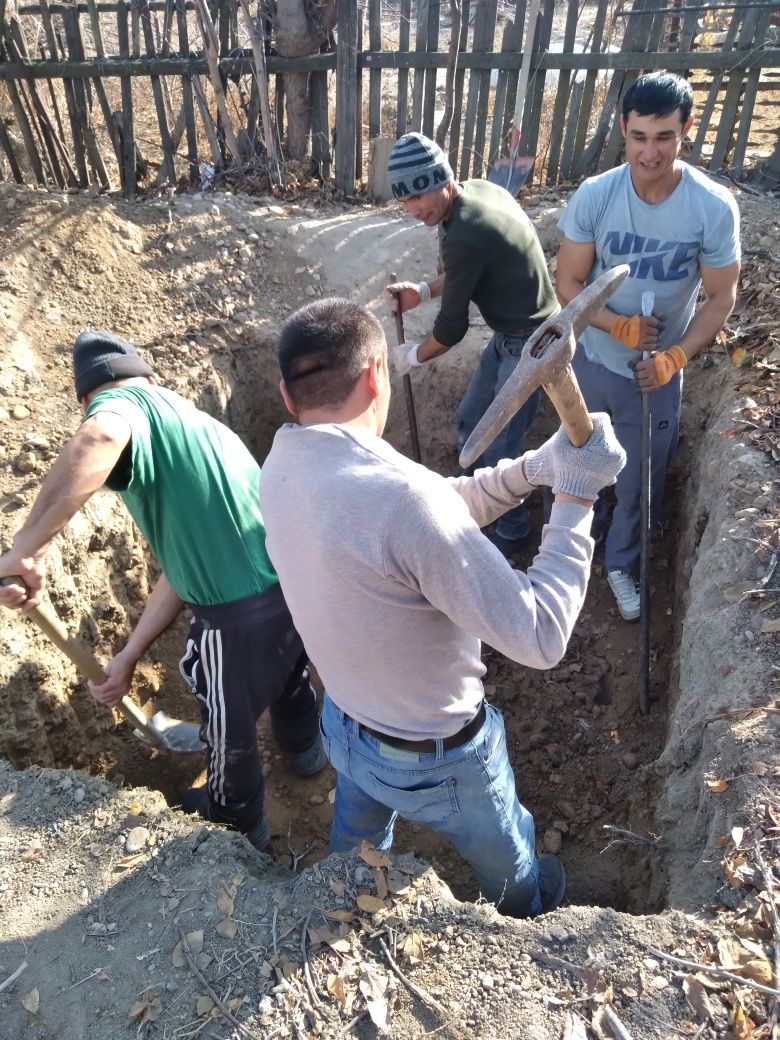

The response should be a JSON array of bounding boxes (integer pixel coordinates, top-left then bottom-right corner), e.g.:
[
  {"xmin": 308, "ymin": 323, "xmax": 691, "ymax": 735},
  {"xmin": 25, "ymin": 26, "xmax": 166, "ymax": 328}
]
[
  {"xmin": 487, "ymin": 0, "xmax": 540, "ymax": 197},
  {"xmin": 2, "ymin": 577, "xmax": 204, "ymax": 753}
]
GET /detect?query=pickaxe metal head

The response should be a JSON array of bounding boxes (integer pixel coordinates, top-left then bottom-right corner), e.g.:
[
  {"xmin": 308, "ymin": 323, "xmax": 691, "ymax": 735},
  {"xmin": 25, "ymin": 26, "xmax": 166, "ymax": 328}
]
[{"xmin": 459, "ymin": 264, "xmax": 630, "ymax": 469}]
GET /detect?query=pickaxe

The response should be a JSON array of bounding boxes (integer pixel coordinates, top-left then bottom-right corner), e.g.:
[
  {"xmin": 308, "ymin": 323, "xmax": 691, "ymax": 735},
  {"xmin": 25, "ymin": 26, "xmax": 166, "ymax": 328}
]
[{"xmin": 459, "ymin": 265, "xmax": 630, "ymax": 468}]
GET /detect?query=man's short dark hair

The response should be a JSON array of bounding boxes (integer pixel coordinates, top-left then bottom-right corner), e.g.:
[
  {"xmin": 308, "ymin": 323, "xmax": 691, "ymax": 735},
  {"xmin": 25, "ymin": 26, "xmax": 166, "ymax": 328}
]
[
  {"xmin": 622, "ymin": 72, "xmax": 693, "ymax": 124},
  {"xmin": 278, "ymin": 298, "xmax": 387, "ymax": 410}
]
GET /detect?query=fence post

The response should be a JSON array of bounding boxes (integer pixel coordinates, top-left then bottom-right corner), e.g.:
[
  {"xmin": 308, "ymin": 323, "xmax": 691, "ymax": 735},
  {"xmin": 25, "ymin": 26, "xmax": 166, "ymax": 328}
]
[{"xmin": 336, "ymin": 0, "xmax": 358, "ymax": 195}]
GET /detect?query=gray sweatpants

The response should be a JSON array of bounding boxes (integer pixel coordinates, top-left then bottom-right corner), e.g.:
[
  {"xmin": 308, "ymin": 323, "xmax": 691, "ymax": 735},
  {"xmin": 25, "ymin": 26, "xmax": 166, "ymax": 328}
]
[{"xmin": 572, "ymin": 347, "xmax": 683, "ymax": 575}]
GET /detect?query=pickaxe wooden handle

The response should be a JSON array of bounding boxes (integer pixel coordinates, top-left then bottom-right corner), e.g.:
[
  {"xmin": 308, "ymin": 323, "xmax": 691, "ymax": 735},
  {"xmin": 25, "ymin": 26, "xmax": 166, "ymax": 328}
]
[{"xmin": 459, "ymin": 264, "xmax": 631, "ymax": 468}]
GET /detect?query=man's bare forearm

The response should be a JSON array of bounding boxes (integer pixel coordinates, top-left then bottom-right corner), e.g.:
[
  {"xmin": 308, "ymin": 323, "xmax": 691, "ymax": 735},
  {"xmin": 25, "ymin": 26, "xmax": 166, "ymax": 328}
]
[
  {"xmin": 122, "ymin": 574, "xmax": 184, "ymax": 662},
  {"xmin": 678, "ymin": 292, "xmax": 735, "ymax": 360},
  {"xmin": 12, "ymin": 416, "xmax": 130, "ymax": 558},
  {"xmin": 416, "ymin": 331, "xmax": 451, "ymax": 363}
]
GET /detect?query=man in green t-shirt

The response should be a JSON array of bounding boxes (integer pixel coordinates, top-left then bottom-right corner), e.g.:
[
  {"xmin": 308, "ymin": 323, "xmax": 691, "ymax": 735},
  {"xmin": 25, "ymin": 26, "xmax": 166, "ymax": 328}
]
[
  {"xmin": 0, "ymin": 331, "xmax": 324, "ymax": 850},
  {"xmin": 385, "ymin": 133, "xmax": 558, "ymax": 556}
]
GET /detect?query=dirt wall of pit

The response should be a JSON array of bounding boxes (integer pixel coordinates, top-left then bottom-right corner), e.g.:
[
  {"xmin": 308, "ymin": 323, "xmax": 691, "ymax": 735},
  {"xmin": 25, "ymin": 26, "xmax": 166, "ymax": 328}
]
[{"xmin": 655, "ymin": 377, "xmax": 778, "ymax": 910}]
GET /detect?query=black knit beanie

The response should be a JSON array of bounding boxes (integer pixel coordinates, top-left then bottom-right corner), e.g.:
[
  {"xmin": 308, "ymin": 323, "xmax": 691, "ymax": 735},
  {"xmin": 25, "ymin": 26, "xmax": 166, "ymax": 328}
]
[{"xmin": 73, "ymin": 331, "xmax": 153, "ymax": 400}]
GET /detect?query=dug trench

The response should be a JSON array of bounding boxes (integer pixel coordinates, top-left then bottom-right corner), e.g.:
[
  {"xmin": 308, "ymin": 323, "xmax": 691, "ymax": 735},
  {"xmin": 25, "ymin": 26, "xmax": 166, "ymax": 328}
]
[{"xmin": 0, "ymin": 184, "xmax": 777, "ymax": 1033}]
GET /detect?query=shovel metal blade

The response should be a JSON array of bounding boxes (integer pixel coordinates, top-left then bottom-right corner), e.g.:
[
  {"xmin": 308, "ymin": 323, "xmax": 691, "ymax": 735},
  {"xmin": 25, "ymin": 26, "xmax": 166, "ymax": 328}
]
[
  {"xmin": 459, "ymin": 264, "xmax": 631, "ymax": 469},
  {"xmin": 133, "ymin": 711, "xmax": 205, "ymax": 753},
  {"xmin": 487, "ymin": 155, "xmax": 535, "ymax": 197}
]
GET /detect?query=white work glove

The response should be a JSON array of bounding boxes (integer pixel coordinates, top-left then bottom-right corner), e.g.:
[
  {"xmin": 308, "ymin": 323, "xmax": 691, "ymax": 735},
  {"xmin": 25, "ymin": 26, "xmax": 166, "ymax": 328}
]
[
  {"xmin": 391, "ymin": 342, "xmax": 422, "ymax": 377},
  {"xmin": 385, "ymin": 281, "xmax": 431, "ymax": 315},
  {"xmin": 522, "ymin": 413, "xmax": 626, "ymax": 501}
]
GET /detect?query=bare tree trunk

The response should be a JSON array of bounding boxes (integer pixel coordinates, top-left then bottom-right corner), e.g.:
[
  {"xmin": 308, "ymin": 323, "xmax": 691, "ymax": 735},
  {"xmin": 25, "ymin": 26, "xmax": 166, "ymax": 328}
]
[
  {"xmin": 436, "ymin": 0, "xmax": 461, "ymax": 147},
  {"xmin": 275, "ymin": 0, "xmax": 335, "ymax": 161},
  {"xmin": 285, "ymin": 70, "xmax": 311, "ymax": 160}
]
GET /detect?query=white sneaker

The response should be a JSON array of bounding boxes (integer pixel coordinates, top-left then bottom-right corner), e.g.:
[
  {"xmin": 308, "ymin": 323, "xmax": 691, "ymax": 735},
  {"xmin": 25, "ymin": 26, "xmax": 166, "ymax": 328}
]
[{"xmin": 607, "ymin": 569, "xmax": 640, "ymax": 622}]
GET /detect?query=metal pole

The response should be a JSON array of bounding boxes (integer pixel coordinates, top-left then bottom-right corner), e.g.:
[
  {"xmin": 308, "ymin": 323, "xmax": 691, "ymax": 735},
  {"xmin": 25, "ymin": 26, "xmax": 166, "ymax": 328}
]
[{"xmin": 639, "ymin": 291, "xmax": 654, "ymax": 715}]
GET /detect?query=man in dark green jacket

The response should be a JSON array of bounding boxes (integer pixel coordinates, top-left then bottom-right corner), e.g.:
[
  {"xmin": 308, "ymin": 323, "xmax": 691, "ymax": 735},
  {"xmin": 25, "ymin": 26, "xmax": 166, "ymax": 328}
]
[
  {"xmin": 386, "ymin": 132, "xmax": 558, "ymax": 554},
  {"xmin": 0, "ymin": 331, "xmax": 324, "ymax": 849}
]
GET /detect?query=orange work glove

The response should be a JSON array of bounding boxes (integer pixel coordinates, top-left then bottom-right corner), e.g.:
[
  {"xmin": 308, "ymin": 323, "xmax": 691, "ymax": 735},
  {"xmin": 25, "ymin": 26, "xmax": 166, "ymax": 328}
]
[
  {"xmin": 651, "ymin": 345, "xmax": 687, "ymax": 385},
  {"xmin": 610, "ymin": 314, "xmax": 643, "ymax": 348}
]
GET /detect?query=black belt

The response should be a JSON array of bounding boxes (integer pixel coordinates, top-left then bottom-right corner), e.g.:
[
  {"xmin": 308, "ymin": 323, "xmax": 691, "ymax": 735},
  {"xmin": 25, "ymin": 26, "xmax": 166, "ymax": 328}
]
[
  {"xmin": 504, "ymin": 324, "xmax": 541, "ymax": 340},
  {"xmin": 358, "ymin": 702, "xmax": 486, "ymax": 754}
]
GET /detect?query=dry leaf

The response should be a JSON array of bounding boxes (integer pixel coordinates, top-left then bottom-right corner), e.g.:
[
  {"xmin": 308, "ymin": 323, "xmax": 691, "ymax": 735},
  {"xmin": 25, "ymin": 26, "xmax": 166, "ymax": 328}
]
[
  {"xmin": 760, "ymin": 618, "xmax": 780, "ymax": 635},
  {"xmin": 733, "ymin": 958, "xmax": 774, "ymax": 985},
  {"xmin": 126, "ymin": 996, "xmax": 163, "ymax": 1024},
  {"xmin": 386, "ymin": 869, "xmax": 410, "ymax": 895},
  {"xmin": 20, "ymin": 847, "xmax": 42, "ymax": 862},
  {"xmin": 328, "ymin": 937, "xmax": 353, "ymax": 954},
  {"xmin": 706, "ymin": 779, "xmax": 729, "ymax": 794},
  {"xmin": 113, "ymin": 852, "xmax": 146, "ymax": 872},
  {"xmin": 329, "ymin": 876, "xmax": 346, "ymax": 898},
  {"xmin": 0, "ymin": 791, "xmax": 15, "ymax": 816},
  {"xmin": 226, "ymin": 997, "xmax": 243, "ymax": 1012},
  {"xmin": 374, "ymin": 868, "xmax": 389, "ymax": 900},
  {"xmin": 327, "ymin": 973, "xmax": 349, "ymax": 1004},
  {"xmin": 328, "ymin": 787, "xmax": 336, "ymax": 804},
  {"xmin": 172, "ymin": 929, "xmax": 204, "ymax": 967},
  {"xmin": 21, "ymin": 989, "xmax": 39, "ymax": 1015},
  {"xmin": 714, "ymin": 835, "xmax": 729, "ymax": 848},
  {"xmin": 731, "ymin": 1004, "xmax": 757, "ymax": 1039},
  {"xmin": 216, "ymin": 889, "xmax": 235, "ymax": 916},
  {"xmin": 227, "ymin": 872, "xmax": 245, "ymax": 895},
  {"xmin": 357, "ymin": 893, "xmax": 386, "ymax": 913},
  {"xmin": 400, "ymin": 929, "xmax": 426, "ymax": 965},
  {"xmin": 359, "ymin": 965, "xmax": 391, "ymax": 1033},
  {"xmin": 324, "ymin": 909, "xmax": 356, "ymax": 923},
  {"xmin": 195, "ymin": 994, "xmax": 215, "ymax": 1016},
  {"xmin": 359, "ymin": 842, "xmax": 392, "ymax": 869},
  {"xmin": 731, "ymin": 826, "xmax": 745, "ymax": 848},
  {"xmin": 731, "ymin": 347, "xmax": 749, "ymax": 368},
  {"xmin": 737, "ymin": 937, "xmax": 768, "ymax": 959},
  {"xmin": 583, "ymin": 965, "xmax": 612, "ymax": 1005},
  {"xmin": 682, "ymin": 974, "xmax": 713, "ymax": 1021},
  {"xmin": 215, "ymin": 917, "xmax": 237, "ymax": 939},
  {"xmin": 724, "ymin": 854, "xmax": 750, "ymax": 888}
]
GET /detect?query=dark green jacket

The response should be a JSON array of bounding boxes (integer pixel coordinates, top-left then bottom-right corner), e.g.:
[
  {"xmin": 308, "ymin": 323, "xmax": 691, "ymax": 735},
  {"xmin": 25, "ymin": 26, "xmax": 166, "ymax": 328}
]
[{"xmin": 434, "ymin": 179, "xmax": 558, "ymax": 347}]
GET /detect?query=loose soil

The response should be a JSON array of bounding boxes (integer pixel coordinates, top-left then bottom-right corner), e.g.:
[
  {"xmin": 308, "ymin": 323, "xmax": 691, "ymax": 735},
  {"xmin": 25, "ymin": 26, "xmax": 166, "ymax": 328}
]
[{"xmin": 0, "ymin": 179, "xmax": 778, "ymax": 1039}]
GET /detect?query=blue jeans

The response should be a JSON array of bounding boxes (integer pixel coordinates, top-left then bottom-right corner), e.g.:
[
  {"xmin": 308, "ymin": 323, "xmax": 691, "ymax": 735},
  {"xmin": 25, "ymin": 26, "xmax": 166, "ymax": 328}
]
[
  {"xmin": 319, "ymin": 693, "xmax": 541, "ymax": 917},
  {"xmin": 572, "ymin": 348, "xmax": 682, "ymax": 574},
  {"xmin": 457, "ymin": 331, "xmax": 541, "ymax": 542}
]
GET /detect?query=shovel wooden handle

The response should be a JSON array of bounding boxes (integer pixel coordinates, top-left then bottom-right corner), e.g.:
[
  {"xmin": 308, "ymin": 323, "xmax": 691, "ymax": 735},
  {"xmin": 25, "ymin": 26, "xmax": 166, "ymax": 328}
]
[{"xmin": 1, "ymin": 577, "xmax": 165, "ymax": 747}]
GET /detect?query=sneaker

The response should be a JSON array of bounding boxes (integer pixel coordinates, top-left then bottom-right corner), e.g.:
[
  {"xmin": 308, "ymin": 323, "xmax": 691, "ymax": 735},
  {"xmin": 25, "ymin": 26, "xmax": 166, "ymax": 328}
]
[
  {"xmin": 287, "ymin": 735, "xmax": 327, "ymax": 777},
  {"xmin": 180, "ymin": 785, "xmax": 211, "ymax": 818},
  {"xmin": 485, "ymin": 527, "xmax": 530, "ymax": 559},
  {"xmin": 537, "ymin": 854, "xmax": 566, "ymax": 914},
  {"xmin": 180, "ymin": 786, "xmax": 271, "ymax": 851},
  {"xmin": 607, "ymin": 569, "xmax": 640, "ymax": 622}
]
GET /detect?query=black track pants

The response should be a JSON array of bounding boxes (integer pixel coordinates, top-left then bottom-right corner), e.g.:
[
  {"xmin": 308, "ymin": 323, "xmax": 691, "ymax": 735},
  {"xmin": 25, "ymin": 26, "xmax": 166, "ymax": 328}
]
[{"xmin": 179, "ymin": 583, "xmax": 318, "ymax": 830}]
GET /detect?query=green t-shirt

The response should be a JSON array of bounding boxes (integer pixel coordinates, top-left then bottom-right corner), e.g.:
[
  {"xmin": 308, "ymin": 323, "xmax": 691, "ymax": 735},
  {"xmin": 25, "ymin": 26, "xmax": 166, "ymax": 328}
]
[
  {"xmin": 85, "ymin": 384, "xmax": 277, "ymax": 606},
  {"xmin": 434, "ymin": 178, "xmax": 558, "ymax": 347}
]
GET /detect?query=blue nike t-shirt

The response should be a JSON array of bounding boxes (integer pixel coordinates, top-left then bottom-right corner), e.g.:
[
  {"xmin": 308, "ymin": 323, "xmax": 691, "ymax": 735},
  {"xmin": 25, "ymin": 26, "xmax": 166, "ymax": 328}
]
[{"xmin": 558, "ymin": 162, "xmax": 740, "ymax": 378}]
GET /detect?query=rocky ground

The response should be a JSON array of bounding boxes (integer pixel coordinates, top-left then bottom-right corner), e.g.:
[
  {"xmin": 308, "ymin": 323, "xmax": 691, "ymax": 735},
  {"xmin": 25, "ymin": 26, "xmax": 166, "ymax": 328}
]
[{"xmin": 0, "ymin": 178, "xmax": 778, "ymax": 1039}]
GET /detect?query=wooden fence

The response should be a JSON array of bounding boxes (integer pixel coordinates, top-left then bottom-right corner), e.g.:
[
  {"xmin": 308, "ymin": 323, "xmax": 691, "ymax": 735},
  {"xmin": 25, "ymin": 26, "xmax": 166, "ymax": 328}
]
[{"xmin": 0, "ymin": 0, "xmax": 778, "ymax": 196}]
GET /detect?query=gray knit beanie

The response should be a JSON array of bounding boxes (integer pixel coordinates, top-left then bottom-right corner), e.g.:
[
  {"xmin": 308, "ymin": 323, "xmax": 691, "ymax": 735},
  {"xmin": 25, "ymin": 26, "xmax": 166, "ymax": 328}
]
[
  {"xmin": 73, "ymin": 330, "xmax": 152, "ymax": 400},
  {"xmin": 387, "ymin": 132, "xmax": 454, "ymax": 199}
]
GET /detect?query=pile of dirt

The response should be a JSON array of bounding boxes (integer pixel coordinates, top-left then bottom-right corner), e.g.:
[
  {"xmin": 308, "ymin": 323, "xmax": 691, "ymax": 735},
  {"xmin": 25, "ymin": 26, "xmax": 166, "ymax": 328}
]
[
  {"xmin": 0, "ymin": 758, "xmax": 771, "ymax": 1040},
  {"xmin": 0, "ymin": 179, "xmax": 778, "ymax": 1038}
]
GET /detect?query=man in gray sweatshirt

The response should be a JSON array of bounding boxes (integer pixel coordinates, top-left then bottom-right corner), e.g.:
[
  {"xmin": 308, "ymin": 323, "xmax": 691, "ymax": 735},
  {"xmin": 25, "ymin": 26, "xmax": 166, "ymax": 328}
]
[{"xmin": 261, "ymin": 299, "xmax": 626, "ymax": 918}]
